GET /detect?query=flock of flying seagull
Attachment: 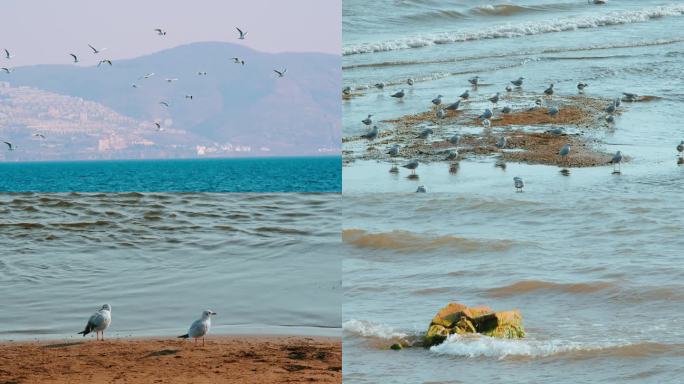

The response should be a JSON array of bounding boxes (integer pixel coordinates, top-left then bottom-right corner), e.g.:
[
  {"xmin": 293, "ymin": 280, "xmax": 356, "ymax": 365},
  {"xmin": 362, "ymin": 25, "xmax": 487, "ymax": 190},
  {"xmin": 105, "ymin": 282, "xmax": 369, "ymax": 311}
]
[
  {"xmin": 1, "ymin": 27, "xmax": 288, "ymax": 150},
  {"xmin": 78, "ymin": 304, "xmax": 217, "ymax": 346},
  {"xmin": 354, "ymin": 75, "xmax": 683, "ymax": 193}
]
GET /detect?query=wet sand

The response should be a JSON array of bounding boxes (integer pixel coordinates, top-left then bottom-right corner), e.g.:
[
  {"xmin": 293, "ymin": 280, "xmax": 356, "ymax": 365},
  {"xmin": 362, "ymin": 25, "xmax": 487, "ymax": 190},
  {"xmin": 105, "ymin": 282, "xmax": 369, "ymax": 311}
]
[
  {"xmin": 0, "ymin": 336, "xmax": 341, "ymax": 384},
  {"xmin": 343, "ymin": 93, "xmax": 651, "ymax": 167}
]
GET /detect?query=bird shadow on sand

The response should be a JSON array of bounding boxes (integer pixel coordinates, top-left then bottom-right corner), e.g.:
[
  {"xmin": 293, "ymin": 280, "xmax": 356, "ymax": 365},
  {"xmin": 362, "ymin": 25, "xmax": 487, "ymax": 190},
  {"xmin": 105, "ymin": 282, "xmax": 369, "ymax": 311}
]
[
  {"xmin": 143, "ymin": 349, "xmax": 180, "ymax": 358},
  {"xmin": 43, "ymin": 341, "xmax": 84, "ymax": 349}
]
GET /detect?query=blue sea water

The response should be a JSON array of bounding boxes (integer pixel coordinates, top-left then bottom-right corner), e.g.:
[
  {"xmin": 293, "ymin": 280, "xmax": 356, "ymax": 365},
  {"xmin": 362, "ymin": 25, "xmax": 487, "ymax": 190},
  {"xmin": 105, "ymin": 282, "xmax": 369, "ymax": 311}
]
[{"xmin": 0, "ymin": 156, "xmax": 340, "ymax": 192}]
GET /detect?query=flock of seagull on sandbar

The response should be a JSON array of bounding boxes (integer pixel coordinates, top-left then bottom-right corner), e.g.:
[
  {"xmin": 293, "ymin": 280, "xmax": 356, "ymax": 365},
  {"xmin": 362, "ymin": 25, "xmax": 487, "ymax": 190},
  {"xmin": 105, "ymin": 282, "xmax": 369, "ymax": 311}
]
[
  {"xmin": 78, "ymin": 304, "xmax": 217, "ymax": 346},
  {"xmin": 1, "ymin": 27, "xmax": 288, "ymax": 151},
  {"xmin": 350, "ymin": 73, "xmax": 681, "ymax": 193}
]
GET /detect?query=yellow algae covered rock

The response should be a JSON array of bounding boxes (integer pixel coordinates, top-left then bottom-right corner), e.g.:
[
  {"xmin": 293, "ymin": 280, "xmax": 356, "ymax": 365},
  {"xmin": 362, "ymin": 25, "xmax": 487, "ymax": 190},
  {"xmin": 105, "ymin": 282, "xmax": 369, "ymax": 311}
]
[{"xmin": 425, "ymin": 303, "xmax": 525, "ymax": 347}]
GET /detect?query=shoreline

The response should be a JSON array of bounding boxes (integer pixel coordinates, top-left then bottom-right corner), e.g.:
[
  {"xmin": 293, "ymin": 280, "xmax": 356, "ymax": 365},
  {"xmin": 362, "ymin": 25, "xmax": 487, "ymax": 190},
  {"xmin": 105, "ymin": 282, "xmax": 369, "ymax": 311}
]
[{"xmin": 0, "ymin": 335, "xmax": 341, "ymax": 384}]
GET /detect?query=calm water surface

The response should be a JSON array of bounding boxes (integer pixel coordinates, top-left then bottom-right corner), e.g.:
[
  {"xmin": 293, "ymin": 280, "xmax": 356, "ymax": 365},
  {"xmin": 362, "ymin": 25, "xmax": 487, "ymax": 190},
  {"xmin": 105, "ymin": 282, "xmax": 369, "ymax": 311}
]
[{"xmin": 0, "ymin": 193, "xmax": 341, "ymax": 340}]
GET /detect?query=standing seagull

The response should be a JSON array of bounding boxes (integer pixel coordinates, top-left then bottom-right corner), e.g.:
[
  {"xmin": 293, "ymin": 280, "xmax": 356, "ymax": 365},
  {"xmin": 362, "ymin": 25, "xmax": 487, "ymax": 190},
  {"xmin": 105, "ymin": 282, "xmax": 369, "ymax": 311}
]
[
  {"xmin": 548, "ymin": 106, "xmax": 560, "ymax": 117},
  {"xmin": 391, "ymin": 89, "xmax": 405, "ymax": 99},
  {"xmin": 459, "ymin": 90, "xmax": 469, "ymax": 100},
  {"xmin": 69, "ymin": 53, "xmax": 79, "ymax": 63},
  {"xmin": 407, "ymin": 78, "xmax": 414, "ymax": 86},
  {"xmin": 544, "ymin": 84, "xmax": 554, "ymax": 96},
  {"xmin": 362, "ymin": 114, "xmax": 373, "ymax": 127},
  {"xmin": 577, "ymin": 82, "xmax": 588, "ymax": 92},
  {"xmin": 3, "ymin": 141, "xmax": 16, "ymax": 150},
  {"xmin": 274, "ymin": 69, "xmax": 287, "ymax": 78},
  {"xmin": 236, "ymin": 27, "xmax": 248, "ymax": 40},
  {"xmin": 154, "ymin": 28, "xmax": 167, "ymax": 36},
  {"xmin": 77, "ymin": 304, "xmax": 112, "ymax": 341},
  {"xmin": 479, "ymin": 108, "xmax": 493, "ymax": 120},
  {"xmin": 489, "ymin": 92, "xmax": 500, "ymax": 104},
  {"xmin": 677, "ymin": 140, "xmax": 684, "ymax": 156},
  {"xmin": 432, "ymin": 95, "xmax": 443, "ymax": 106},
  {"xmin": 513, "ymin": 177, "xmax": 524, "ymax": 192},
  {"xmin": 609, "ymin": 150, "xmax": 623, "ymax": 172},
  {"xmin": 468, "ymin": 76, "xmax": 480, "ymax": 86},
  {"xmin": 559, "ymin": 144, "xmax": 570, "ymax": 164},
  {"xmin": 445, "ymin": 100, "xmax": 460, "ymax": 111},
  {"xmin": 178, "ymin": 310, "xmax": 216, "ymax": 346},
  {"xmin": 495, "ymin": 136, "xmax": 506, "ymax": 149},
  {"xmin": 511, "ymin": 77, "xmax": 524, "ymax": 87},
  {"xmin": 402, "ymin": 160, "xmax": 419, "ymax": 175},
  {"xmin": 361, "ymin": 126, "xmax": 379, "ymax": 140}
]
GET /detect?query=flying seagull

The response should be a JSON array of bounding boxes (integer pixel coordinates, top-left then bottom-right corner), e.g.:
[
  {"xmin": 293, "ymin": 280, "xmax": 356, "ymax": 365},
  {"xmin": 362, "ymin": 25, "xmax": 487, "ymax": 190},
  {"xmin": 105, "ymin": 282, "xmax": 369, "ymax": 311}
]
[
  {"xmin": 69, "ymin": 53, "xmax": 79, "ymax": 63},
  {"xmin": 77, "ymin": 304, "xmax": 112, "ymax": 341},
  {"xmin": 4, "ymin": 49, "xmax": 13, "ymax": 59},
  {"xmin": 197, "ymin": 71, "xmax": 208, "ymax": 76},
  {"xmin": 88, "ymin": 44, "xmax": 106, "ymax": 54},
  {"xmin": 236, "ymin": 27, "xmax": 248, "ymax": 40},
  {"xmin": 97, "ymin": 59, "xmax": 112, "ymax": 67},
  {"xmin": 1, "ymin": 67, "xmax": 14, "ymax": 74},
  {"xmin": 3, "ymin": 141, "xmax": 15, "ymax": 150},
  {"xmin": 274, "ymin": 69, "xmax": 287, "ymax": 78},
  {"xmin": 154, "ymin": 121, "xmax": 163, "ymax": 131},
  {"xmin": 185, "ymin": 94, "xmax": 193, "ymax": 100},
  {"xmin": 178, "ymin": 310, "xmax": 216, "ymax": 346},
  {"xmin": 165, "ymin": 78, "xmax": 179, "ymax": 83},
  {"xmin": 154, "ymin": 28, "xmax": 167, "ymax": 36},
  {"xmin": 159, "ymin": 101, "xmax": 170, "ymax": 107},
  {"xmin": 32, "ymin": 133, "xmax": 46, "ymax": 139}
]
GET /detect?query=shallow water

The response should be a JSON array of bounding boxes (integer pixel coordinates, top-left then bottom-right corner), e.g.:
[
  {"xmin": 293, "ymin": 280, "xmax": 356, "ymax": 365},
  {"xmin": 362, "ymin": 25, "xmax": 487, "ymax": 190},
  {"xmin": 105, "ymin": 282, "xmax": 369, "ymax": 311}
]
[
  {"xmin": 0, "ymin": 157, "xmax": 341, "ymax": 192},
  {"xmin": 342, "ymin": 192, "xmax": 684, "ymax": 383},
  {"xmin": 343, "ymin": 0, "xmax": 684, "ymax": 192},
  {"xmin": 343, "ymin": 2, "xmax": 684, "ymax": 381},
  {"xmin": 0, "ymin": 193, "xmax": 341, "ymax": 340}
]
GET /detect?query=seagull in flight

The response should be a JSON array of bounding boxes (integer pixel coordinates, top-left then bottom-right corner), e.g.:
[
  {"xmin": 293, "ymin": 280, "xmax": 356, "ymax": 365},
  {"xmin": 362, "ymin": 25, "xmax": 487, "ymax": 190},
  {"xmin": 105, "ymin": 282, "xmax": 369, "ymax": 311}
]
[
  {"xmin": 69, "ymin": 53, "xmax": 79, "ymax": 63},
  {"xmin": 88, "ymin": 44, "xmax": 106, "ymax": 54},
  {"xmin": 139, "ymin": 73, "xmax": 155, "ymax": 80},
  {"xmin": 154, "ymin": 121, "xmax": 163, "ymax": 131},
  {"xmin": 32, "ymin": 133, "xmax": 46, "ymax": 139},
  {"xmin": 154, "ymin": 28, "xmax": 167, "ymax": 36},
  {"xmin": 97, "ymin": 59, "xmax": 112, "ymax": 67},
  {"xmin": 159, "ymin": 101, "xmax": 170, "ymax": 107},
  {"xmin": 185, "ymin": 94, "xmax": 193, "ymax": 100},
  {"xmin": 274, "ymin": 69, "xmax": 287, "ymax": 78},
  {"xmin": 4, "ymin": 49, "xmax": 14, "ymax": 59},
  {"xmin": 165, "ymin": 78, "xmax": 179, "ymax": 83},
  {"xmin": 197, "ymin": 71, "xmax": 208, "ymax": 76},
  {"xmin": 77, "ymin": 304, "xmax": 112, "ymax": 341},
  {"xmin": 1, "ymin": 67, "xmax": 14, "ymax": 74},
  {"xmin": 131, "ymin": 83, "xmax": 138, "ymax": 88},
  {"xmin": 236, "ymin": 27, "xmax": 248, "ymax": 40},
  {"xmin": 3, "ymin": 141, "xmax": 16, "ymax": 150}
]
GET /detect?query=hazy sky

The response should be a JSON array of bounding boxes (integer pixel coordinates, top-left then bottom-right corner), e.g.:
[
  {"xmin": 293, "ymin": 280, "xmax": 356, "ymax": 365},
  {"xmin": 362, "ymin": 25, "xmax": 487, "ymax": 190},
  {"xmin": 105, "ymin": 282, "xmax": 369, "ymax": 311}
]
[{"xmin": 0, "ymin": 0, "xmax": 341, "ymax": 67}]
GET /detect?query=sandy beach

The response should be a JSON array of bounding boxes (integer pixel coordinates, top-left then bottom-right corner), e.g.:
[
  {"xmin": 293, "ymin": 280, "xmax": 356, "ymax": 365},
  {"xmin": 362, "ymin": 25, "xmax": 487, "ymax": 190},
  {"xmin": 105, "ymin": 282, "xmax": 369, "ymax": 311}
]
[{"xmin": 0, "ymin": 336, "xmax": 341, "ymax": 384}]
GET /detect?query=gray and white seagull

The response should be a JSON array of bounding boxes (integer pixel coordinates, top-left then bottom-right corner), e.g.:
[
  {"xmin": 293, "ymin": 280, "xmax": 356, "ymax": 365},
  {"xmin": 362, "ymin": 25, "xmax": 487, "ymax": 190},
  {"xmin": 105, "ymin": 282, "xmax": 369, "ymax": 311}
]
[
  {"xmin": 178, "ymin": 309, "xmax": 216, "ymax": 346},
  {"xmin": 77, "ymin": 304, "xmax": 112, "ymax": 341}
]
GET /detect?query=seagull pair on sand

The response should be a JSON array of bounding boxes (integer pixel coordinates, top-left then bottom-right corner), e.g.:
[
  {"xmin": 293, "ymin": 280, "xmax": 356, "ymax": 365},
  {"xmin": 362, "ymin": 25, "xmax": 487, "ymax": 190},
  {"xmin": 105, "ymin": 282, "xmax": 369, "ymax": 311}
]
[{"xmin": 79, "ymin": 304, "xmax": 217, "ymax": 346}]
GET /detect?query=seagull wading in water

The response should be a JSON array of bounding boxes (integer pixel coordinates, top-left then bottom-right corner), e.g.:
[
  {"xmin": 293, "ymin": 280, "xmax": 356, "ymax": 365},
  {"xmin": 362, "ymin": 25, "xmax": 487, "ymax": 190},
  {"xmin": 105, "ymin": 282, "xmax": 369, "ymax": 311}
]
[
  {"xmin": 78, "ymin": 304, "xmax": 112, "ymax": 341},
  {"xmin": 178, "ymin": 310, "xmax": 216, "ymax": 346}
]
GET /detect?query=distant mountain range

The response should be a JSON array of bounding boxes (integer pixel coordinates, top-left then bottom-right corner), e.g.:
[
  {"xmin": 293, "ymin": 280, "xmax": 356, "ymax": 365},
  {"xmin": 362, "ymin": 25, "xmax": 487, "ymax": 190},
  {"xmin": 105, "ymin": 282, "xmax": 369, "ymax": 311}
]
[{"xmin": 0, "ymin": 42, "xmax": 340, "ymax": 161}]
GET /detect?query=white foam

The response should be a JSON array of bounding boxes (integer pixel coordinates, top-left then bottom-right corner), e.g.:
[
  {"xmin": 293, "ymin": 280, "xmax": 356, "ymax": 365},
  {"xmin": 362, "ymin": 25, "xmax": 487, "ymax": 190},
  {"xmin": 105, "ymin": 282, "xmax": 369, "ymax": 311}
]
[
  {"xmin": 343, "ymin": 4, "xmax": 684, "ymax": 56},
  {"xmin": 429, "ymin": 334, "xmax": 625, "ymax": 359},
  {"xmin": 343, "ymin": 319, "xmax": 408, "ymax": 339}
]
